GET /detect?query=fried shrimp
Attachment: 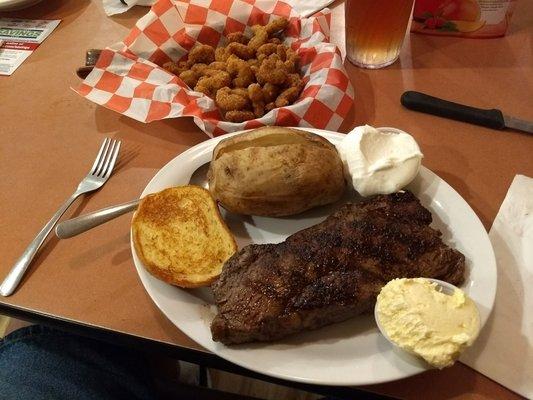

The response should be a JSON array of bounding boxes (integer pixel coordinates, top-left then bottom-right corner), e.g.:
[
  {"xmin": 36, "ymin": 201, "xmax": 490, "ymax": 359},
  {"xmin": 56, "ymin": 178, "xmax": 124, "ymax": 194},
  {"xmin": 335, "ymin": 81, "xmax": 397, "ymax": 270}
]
[
  {"xmin": 257, "ymin": 55, "xmax": 288, "ymax": 85},
  {"xmin": 224, "ymin": 110, "xmax": 256, "ymax": 122},
  {"xmin": 285, "ymin": 73, "xmax": 303, "ymax": 90},
  {"xmin": 188, "ymin": 44, "xmax": 215, "ymax": 65},
  {"xmin": 195, "ymin": 71, "xmax": 231, "ymax": 97},
  {"xmin": 248, "ymin": 83, "xmax": 266, "ymax": 117},
  {"xmin": 231, "ymin": 87, "xmax": 249, "ymax": 98},
  {"xmin": 275, "ymin": 86, "xmax": 301, "ymax": 107},
  {"xmin": 265, "ymin": 17, "xmax": 288, "ymax": 35},
  {"xmin": 215, "ymin": 87, "xmax": 250, "ymax": 111},
  {"xmin": 226, "ymin": 32, "xmax": 249, "ymax": 45},
  {"xmin": 247, "ymin": 58, "xmax": 260, "ymax": 68},
  {"xmin": 191, "ymin": 63, "xmax": 209, "ymax": 74},
  {"xmin": 276, "ymin": 45, "xmax": 287, "ymax": 61},
  {"xmin": 256, "ymin": 43, "xmax": 278, "ymax": 58},
  {"xmin": 226, "ymin": 42, "xmax": 255, "ymax": 60},
  {"xmin": 265, "ymin": 102, "xmax": 276, "ymax": 112},
  {"xmin": 227, "ymin": 56, "xmax": 254, "ymax": 88},
  {"xmin": 208, "ymin": 61, "xmax": 227, "ymax": 71},
  {"xmin": 215, "ymin": 47, "xmax": 229, "ymax": 62},
  {"xmin": 262, "ymin": 82, "xmax": 279, "ymax": 103},
  {"xmin": 162, "ymin": 17, "xmax": 303, "ymax": 122},
  {"xmin": 283, "ymin": 47, "xmax": 299, "ymax": 73},
  {"xmin": 248, "ymin": 25, "xmax": 268, "ymax": 51},
  {"xmin": 247, "ymin": 83, "xmax": 263, "ymax": 102},
  {"xmin": 179, "ymin": 70, "xmax": 198, "ymax": 88},
  {"xmin": 163, "ymin": 60, "xmax": 188, "ymax": 75}
]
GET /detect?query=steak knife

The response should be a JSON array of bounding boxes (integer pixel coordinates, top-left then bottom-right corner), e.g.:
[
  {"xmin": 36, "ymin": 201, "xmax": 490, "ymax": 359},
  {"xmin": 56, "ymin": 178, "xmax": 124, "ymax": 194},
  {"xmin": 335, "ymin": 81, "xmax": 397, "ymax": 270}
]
[{"xmin": 401, "ymin": 91, "xmax": 533, "ymax": 134}]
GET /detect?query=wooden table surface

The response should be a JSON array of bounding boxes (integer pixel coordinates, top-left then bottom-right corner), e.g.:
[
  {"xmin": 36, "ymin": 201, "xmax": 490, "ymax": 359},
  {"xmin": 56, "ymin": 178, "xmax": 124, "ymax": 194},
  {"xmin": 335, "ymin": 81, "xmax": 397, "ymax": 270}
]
[{"xmin": 1, "ymin": 0, "xmax": 532, "ymax": 399}]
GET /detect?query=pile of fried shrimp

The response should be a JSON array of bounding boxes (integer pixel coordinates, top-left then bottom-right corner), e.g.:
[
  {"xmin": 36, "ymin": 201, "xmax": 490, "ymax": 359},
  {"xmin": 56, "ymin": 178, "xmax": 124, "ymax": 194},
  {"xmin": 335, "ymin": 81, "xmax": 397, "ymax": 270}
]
[{"xmin": 163, "ymin": 18, "xmax": 303, "ymax": 122}]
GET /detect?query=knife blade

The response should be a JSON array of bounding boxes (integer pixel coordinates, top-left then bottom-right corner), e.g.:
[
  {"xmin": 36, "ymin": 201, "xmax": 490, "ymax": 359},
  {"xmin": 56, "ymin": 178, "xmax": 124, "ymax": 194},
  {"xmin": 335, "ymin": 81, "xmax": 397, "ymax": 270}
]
[
  {"xmin": 503, "ymin": 115, "xmax": 533, "ymax": 134},
  {"xmin": 401, "ymin": 91, "xmax": 533, "ymax": 134}
]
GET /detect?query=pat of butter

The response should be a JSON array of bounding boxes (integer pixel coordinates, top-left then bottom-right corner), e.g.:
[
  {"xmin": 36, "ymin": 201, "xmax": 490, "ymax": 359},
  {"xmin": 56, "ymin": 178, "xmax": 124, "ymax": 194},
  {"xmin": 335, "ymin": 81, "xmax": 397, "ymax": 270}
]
[{"xmin": 376, "ymin": 278, "xmax": 480, "ymax": 369}]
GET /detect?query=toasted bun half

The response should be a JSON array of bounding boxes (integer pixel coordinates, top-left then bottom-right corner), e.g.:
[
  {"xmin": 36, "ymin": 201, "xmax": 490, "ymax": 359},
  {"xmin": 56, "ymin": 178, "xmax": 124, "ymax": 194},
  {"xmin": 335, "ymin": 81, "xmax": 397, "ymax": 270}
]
[{"xmin": 132, "ymin": 186, "xmax": 237, "ymax": 288}]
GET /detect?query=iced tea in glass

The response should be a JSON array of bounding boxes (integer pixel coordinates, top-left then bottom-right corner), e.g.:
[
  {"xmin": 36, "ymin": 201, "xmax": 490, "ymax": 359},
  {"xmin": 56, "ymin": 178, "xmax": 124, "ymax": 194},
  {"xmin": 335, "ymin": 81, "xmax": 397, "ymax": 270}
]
[{"xmin": 345, "ymin": 0, "xmax": 414, "ymax": 69}]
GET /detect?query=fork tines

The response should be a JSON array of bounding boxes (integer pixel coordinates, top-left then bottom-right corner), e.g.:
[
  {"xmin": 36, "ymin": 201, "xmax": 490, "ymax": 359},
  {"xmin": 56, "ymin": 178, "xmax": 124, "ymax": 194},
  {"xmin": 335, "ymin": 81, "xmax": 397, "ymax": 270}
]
[{"xmin": 90, "ymin": 138, "xmax": 121, "ymax": 178}]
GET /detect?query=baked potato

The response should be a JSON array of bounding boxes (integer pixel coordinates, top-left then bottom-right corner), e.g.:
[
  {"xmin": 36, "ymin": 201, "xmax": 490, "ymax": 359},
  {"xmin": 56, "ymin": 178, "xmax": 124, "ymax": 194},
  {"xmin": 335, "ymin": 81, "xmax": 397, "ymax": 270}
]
[{"xmin": 208, "ymin": 127, "xmax": 346, "ymax": 216}]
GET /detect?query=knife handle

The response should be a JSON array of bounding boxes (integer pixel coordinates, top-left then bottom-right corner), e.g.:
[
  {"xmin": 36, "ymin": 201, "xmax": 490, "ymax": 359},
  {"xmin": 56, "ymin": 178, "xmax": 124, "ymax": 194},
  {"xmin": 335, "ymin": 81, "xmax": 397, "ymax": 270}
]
[{"xmin": 401, "ymin": 91, "xmax": 506, "ymax": 130}]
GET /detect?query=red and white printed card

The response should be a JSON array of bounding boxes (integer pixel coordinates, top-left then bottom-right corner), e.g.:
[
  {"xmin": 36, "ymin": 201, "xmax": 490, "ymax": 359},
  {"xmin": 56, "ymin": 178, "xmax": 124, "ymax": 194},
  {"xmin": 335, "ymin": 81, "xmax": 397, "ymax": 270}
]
[{"xmin": 0, "ymin": 18, "xmax": 60, "ymax": 76}]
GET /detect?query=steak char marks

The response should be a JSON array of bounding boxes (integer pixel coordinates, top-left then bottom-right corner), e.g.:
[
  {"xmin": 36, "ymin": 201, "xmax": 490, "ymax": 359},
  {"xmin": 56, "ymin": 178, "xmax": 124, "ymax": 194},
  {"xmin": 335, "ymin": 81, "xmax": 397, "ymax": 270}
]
[{"xmin": 211, "ymin": 191, "xmax": 465, "ymax": 344}]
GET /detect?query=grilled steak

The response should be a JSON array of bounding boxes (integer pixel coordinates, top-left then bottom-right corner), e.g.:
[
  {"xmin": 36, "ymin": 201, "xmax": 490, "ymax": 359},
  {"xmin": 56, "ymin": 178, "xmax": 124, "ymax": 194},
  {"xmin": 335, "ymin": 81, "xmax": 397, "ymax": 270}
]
[{"xmin": 211, "ymin": 191, "xmax": 465, "ymax": 344}]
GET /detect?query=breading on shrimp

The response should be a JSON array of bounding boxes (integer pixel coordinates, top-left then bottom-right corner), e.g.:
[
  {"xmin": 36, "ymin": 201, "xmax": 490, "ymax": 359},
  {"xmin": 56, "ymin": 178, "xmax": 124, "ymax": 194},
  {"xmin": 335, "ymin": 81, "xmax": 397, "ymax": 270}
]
[
  {"xmin": 265, "ymin": 102, "xmax": 276, "ymax": 112},
  {"xmin": 215, "ymin": 87, "xmax": 250, "ymax": 111},
  {"xmin": 257, "ymin": 53, "xmax": 267, "ymax": 64},
  {"xmin": 248, "ymin": 25, "xmax": 268, "ymax": 51},
  {"xmin": 191, "ymin": 63, "xmax": 209, "ymax": 74},
  {"xmin": 179, "ymin": 70, "xmax": 198, "ymax": 88},
  {"xmin": 224, "ymin": 110, "xmax": 256, "ymax": 122},
  {"xmin": 226, "ymin": 42, "xmax": 255, "ymax": 60},
  {"xmin": 231, "ymin": 87, "xmax": 249, "ymax": 98},
  {"xmin": 194, "ymin": 71, "xmax": 231, "ymax": 97},
  {"xmin": 265, "ymin": 17, "xmax": 288, "ymax": 35},
  {"xmin": 226, "ymin": 32, "xmax": 249, "ymax": 45},
  {"xmin": 215, "ymin": 47, "xmax": 229, "ymax": 62},
  {"xmin": 257, "ymin": 54, "xmax": 288, "ymax": 85},
  {"xmin": 256, "ymin": 43, "xmax": 278, "ymax": 58},
  {"xmin": 250, "ymin": 65, "xmax": 259, "ymax": 77},
  {"xmin": 226, "ymin": 55, "xmax": 254, "ymax": 88},
  {"xmin": 285, "ymin": 73, "xmax": 303, "ymax": 90},
  {"xmin": 247, "ymin": 83, "xmax": 263, "ymax": 102},
  {"xmin": 247, "ymin": 58, "xmax": 260, "ymax": 68},
  {"xmin": 188, "ymin": 44, "xmax": 215, "ymax": 65},
  {"xmin": 283, "ymin": 47, "xmax": 299, "ymax": 73},
  {"xmin": 262, "ymin": 83, "xmax": 279, "ymax": 103},
  {"xmin": 163, "ymin": 60, "xmax": 188, "ymax": 75},
  {"xmin": 203, "ymin": 68, "xmax": 228, "ymax": 77},
  {"xmin": 276, "ymin": 45, "xmax": 287, "ymax": 61},
  {"xmin": 248, "ymin": 83, "xmax": 266, "ymax": 117},
  {"xmin": 275, "ymin": 86, "xmax": 301, "ymax": 107},
  {"xmin": 208, "ymin": 61, "xmax": 227, "ymax": 71}
]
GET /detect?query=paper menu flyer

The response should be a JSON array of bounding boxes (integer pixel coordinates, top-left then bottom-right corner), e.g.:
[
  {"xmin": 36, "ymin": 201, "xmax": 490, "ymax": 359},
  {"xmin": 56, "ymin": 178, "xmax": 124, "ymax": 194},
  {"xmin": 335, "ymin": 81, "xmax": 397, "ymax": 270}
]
[{"xmin": 0, "ymin": 18, "xmax": 60, "ymax": 76}]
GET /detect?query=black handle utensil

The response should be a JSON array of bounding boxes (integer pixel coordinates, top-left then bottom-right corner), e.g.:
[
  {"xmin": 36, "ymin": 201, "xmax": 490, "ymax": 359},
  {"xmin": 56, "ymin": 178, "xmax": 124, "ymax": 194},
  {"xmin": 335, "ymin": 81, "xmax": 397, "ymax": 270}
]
[{"xmin": 401, "ymin": 91, "xmax": 507, "ymax": 130}]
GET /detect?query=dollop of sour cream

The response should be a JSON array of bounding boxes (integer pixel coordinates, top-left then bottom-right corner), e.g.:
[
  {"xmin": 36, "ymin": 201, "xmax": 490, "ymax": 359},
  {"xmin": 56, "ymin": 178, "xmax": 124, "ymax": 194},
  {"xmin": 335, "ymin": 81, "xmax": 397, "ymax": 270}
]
[{"xmin": 336, "ymin": 125, "xmax": 423, "ymax": 196}]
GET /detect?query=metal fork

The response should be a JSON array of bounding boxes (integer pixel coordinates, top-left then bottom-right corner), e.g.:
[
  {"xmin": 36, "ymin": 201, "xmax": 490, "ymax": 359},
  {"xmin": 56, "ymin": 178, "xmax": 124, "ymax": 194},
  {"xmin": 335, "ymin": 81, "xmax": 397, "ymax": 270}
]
[{"xmin": 0, "ymin": 138, "xmax": 121, "ymax": 297}]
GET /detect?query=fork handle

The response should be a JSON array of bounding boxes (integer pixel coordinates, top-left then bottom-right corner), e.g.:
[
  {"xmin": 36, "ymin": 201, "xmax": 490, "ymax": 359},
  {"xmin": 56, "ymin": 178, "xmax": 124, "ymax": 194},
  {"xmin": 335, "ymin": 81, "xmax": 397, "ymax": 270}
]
[
  {"xmin": 0, "ymin": 191, "xmax": 82, "ymax": 297},
  {"xmin": 55, "ymin": 199, "xmax": 140, "ymax": 239}
]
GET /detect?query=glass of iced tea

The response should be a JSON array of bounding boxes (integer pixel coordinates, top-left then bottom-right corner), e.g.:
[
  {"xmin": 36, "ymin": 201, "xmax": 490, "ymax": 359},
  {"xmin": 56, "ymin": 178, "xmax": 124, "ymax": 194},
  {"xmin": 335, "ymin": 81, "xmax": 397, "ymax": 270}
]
[{"xmin": 345, "ymin": 0, "xmax": 415, "ymax": 69}]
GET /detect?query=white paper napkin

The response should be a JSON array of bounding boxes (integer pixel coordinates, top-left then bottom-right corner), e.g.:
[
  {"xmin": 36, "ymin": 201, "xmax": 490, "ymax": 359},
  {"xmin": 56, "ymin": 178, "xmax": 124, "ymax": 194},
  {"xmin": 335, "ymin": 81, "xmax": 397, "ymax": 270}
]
[
  {"xmin": 462, "ymin": 174, "xmax": 533, "ymax": 398},
  {"xmin": 103, "ymin": 0, "xmax": 336, "ymax": 17}
]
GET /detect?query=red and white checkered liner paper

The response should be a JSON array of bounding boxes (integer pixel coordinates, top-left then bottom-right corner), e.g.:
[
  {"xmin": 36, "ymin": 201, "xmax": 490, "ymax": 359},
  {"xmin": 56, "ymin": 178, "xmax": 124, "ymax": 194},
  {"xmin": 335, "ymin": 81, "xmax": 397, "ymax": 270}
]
[{"xmin": 75, "ymin": 0, "xmax": 354, "ymax": 137}]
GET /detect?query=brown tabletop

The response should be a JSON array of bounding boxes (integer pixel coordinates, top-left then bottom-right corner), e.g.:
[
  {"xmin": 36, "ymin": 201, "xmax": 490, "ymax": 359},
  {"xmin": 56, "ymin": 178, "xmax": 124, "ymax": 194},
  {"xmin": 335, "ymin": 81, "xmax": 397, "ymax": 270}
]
[{"xmin": 0, "ymin": 0, "xmax": 532, "ymax": 399}]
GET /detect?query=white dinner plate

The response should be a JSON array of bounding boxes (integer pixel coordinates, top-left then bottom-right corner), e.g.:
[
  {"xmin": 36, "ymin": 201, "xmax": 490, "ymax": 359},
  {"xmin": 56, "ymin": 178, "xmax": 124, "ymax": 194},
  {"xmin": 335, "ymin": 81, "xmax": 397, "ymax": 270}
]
[{"xmin": 131, "ymin": 128, "xmax": 497, "ymax": 386}]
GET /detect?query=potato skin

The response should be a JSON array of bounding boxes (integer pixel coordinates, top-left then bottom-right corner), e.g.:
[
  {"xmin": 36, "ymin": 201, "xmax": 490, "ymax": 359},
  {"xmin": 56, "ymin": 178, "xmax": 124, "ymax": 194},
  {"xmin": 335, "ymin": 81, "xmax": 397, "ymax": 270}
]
[{"xmin": 208, "ymin": 127, "xmax": 346, "ymax": 216}]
